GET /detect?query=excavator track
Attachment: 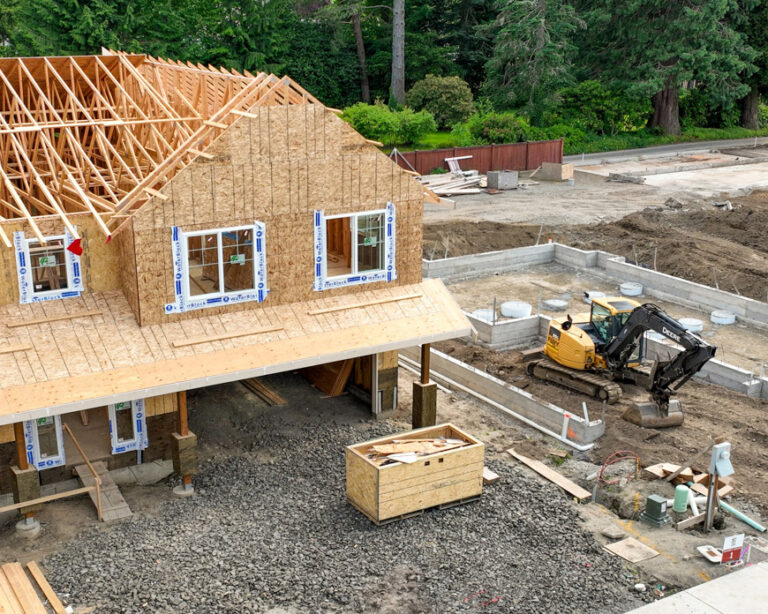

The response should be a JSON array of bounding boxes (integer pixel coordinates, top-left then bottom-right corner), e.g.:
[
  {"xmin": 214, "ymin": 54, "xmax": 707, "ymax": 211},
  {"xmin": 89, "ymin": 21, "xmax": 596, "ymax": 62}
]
[{"xmin": 526, "ymin": 358, "xmax": 623, "ymax": 404}]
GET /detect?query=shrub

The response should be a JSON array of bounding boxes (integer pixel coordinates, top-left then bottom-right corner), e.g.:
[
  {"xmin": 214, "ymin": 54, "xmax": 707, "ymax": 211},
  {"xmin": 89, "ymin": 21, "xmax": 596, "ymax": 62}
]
[
  {"xmin": 341, "ymin": 102, "xmax": 399, "ymax": 142},
  {"xmin": 554, "ymin": 80, "xmax": 649, "ymax": 135},
  {"xmin": 759, "ymin": 103, "xmax": 768, "ymax": 129},
  {"xmin": 405, "ymin": 74, "xmax": 475, "ymax": 129},
  {"xmin": 456, "ymin": 111, "xmax": 533, "ymax": 145},
  {"xmin": 340, "ymin": 102, "xmax": 437, "ymax": 145},
  {"xmin": 539, "ymin": 123, "xmax": 588, "ymax": 150},
  {"xmin": 679, "ymin": 87, "xmax": 740, "ymax": 129},
  {"xmin": 395, "ymin": 107, "xmax": 437, "ymax": 144}
]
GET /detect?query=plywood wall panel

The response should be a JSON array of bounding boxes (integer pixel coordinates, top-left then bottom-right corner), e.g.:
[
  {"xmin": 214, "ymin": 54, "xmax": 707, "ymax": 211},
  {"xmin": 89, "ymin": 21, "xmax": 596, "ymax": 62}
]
[{"xmin": 125, "ymin": 104, "xmax": 424, "ymax": 325}]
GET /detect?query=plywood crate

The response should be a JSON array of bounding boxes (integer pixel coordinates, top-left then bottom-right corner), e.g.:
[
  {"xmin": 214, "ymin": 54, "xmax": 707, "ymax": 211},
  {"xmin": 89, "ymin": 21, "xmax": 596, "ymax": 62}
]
[{"xmin": 346, "ymin": 423, "xmax": 484, "ymax": 524}]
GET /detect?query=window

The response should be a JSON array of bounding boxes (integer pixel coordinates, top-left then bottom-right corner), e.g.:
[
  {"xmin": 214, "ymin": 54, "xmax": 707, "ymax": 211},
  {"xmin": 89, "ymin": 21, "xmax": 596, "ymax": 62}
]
[
  {"xmin": 14, "ymin": 230, "xmax": 84, "ymax": 304},
  {"xmin": 108, "ymin": 399, "xmax": 148, "ymax": 454},
  {"xmin": 314, "ymin": 203, "xmax": 396, "ymax": 291},
  {"xmin": 23, "ymin": 416, "xmax": 65, "ymax": 469},
  {"xmin": 165, "ymin": 222, "xmax": 268, "ymax": 314},
  {"xmin": 591, "ymin": 303, "xmax": 612, "ymax": 343}
]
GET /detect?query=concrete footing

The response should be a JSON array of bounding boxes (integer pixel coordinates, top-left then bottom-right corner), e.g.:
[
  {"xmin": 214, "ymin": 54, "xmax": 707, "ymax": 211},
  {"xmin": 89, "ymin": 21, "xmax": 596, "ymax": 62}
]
[
  {"xmin": 173, "ymin": 484, "xmax": 196, "ymax": 498},
  {"xmin": 15, "ymin": 517, "xmax": 41, "ymax": 539}
]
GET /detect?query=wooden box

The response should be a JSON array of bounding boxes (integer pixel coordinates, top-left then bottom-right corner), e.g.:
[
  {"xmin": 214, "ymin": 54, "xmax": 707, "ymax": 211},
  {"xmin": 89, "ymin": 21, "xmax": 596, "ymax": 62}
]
[{"xmin": 345, "ymin": 423, "xmax": 484, "ymax": 524}]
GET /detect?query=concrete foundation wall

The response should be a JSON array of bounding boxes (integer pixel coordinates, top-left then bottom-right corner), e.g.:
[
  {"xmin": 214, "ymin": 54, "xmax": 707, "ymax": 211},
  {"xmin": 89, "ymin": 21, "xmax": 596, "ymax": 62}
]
[
  {"xmin": 424, "ymin": 242, "xmax": 768, "ymax": 329},
  {"xmin": 466, "ymin": 312, "xmax": 544, "ymax": 349},
  {"xmin": 645, "ymin": 337, "xmax": 768, "ymax": 399},
  {"xmin": 401, "ymin": 346, "xmax": 604, "ymax": 446},
  {"xmin": 422, "ymin": 244, "xmax": 555, "ymax": 282}
]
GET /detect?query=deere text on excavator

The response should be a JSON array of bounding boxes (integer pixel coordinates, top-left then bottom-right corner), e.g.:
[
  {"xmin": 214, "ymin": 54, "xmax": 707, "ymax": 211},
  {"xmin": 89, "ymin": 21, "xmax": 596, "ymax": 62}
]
[{"xmin": 526, "ymin": 296, "xmax": 716, "ymax": 428}]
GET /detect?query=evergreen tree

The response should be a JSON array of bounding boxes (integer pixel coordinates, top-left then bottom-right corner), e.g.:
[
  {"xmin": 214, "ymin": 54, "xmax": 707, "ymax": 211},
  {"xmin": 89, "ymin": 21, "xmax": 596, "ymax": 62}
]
[
  {"xmin": 484, "ymin": 0, "xmax": 584, "ymax": 116},
  {"xmin": 577, "ymin": 0, "xmax": 755, "ymax": 135}
]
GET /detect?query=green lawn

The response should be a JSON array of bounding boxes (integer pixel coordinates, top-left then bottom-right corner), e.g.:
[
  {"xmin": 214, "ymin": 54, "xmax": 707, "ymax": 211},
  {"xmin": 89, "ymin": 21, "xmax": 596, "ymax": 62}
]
[{"xmin": 387, "ymin": 126, "xmax": 768, "ymax": 156}]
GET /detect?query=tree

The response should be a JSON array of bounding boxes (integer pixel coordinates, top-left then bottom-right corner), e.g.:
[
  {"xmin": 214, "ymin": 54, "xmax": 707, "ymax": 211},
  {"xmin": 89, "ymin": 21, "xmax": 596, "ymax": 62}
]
[
  {"xmin": 483, "ymin": 0, "xmax": 584, "ymax": 116},
  {"xmin": 390, "ymin": 0, "xmax": 405, "ymax": 105},
  {"xmin": 406, "ymin": 74, "xmax": 474, "ymax": 128},
  {"xmin": 737, "ymin": 0, "xmax": 768, "ymax": 128},
  {"xmin": 578, "ymin": 0, "xmax": 756, "ymax": 135}
]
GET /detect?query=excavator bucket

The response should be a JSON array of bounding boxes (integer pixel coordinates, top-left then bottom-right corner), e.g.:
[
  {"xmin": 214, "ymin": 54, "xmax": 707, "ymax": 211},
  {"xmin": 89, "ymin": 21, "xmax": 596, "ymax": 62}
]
[{"xmin": 622, "ymin": 400, "xmax": 683, "ymax": 428}]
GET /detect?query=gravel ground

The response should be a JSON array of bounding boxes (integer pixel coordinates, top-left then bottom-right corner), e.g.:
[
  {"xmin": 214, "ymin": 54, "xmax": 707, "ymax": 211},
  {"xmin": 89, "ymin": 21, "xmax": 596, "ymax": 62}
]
[{"xmin": 44, "ymin": 394, "xmax": 646, "ymax": 613}]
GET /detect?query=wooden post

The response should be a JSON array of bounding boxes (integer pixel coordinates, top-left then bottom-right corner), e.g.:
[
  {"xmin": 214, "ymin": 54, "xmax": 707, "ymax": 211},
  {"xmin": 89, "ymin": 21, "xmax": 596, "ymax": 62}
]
[
  {"xmin": 14, "ymin": 422, "xmax": 35, "ymax": 520},
  {"xmin": 178, "ymin": 390, "xmax": 188, "ymax": 437},
  {"xmin": 420, "ymin": 344, "xmax": 430, "ymax": 385},
  {"xmin": 14, "ymin": 422, "xmax": 27, "ymax": 470}
]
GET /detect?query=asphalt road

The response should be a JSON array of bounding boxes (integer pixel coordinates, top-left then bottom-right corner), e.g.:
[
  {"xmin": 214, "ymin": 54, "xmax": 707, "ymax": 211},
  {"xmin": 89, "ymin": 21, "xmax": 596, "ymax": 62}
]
[{"xmin": 565, "ymin": 136, "xmax": 768, "ymax": 166}]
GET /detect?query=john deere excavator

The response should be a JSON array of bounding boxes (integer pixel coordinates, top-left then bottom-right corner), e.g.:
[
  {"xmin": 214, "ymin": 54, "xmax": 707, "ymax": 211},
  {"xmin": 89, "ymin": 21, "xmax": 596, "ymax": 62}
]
[{"xmin": 526, "ymin": 296, "xmax": 716, "ymax": 428}]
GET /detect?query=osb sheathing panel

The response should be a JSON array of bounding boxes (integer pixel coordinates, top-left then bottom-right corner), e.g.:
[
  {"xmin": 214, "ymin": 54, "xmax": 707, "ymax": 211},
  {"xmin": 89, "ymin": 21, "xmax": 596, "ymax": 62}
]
[
  {"xmin": 0, "ymin": 424, "xmax": 12, "ymax": 444},
  {"xmin": 0, "ymin": 215, "xmax": 122, "ymax": 307},
  {"xmin": 130, "ymin": 104, "xmax": 425, "ymax": 326},
  {"xmin": 145, "ymin": 392, "xmax": 178, "ymax": 417},
  {"xmin": 114, "ymin": 222, "xmax": 140, "ymax": 322}
]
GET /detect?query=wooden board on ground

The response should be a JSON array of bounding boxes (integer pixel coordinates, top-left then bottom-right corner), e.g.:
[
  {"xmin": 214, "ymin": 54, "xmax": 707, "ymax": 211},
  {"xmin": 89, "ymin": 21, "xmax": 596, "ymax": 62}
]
[
  {"xmin": 74, "ymin": 461, "xmax": 132, "ymax": 522},
  {"xmin": 240, "ymin": 378, "xmax": 286, "ymax": 406},
  {"xmin": 25, "ymin": 562, "xmax": 67, "ymax": 614},
  {"xmin": 0, "ymin": 562, "xmax": 46, "ymax": 614},
  {"xmin": 507, "ymin": 448, "xmax": 591, "ymax": 502},
  {"xmin": 482, "ymin": 467, "xmax": 499, "ymax": 485},
  {"xmin": 603, "ymin": 537, "xmax": 659, "ymax": 563}
]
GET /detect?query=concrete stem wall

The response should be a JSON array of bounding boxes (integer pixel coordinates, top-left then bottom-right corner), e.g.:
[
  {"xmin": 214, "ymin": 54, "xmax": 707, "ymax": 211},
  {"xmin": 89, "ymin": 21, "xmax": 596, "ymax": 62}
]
[{"xmin": 400, "ymin": 346, "xmax": 605, "ymax": 447}]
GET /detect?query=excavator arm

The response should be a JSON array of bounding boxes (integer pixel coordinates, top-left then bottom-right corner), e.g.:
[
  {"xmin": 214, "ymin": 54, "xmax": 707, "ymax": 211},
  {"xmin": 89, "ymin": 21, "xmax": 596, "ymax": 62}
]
[{"xmin": 602, "ymin": 303, "xmax": 716, "ymax": 410}]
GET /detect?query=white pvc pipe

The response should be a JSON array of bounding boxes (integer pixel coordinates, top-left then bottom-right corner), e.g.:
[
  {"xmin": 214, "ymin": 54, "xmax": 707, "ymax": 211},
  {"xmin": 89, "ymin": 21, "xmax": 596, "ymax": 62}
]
[{"xmin": 399, "ymin": 356, "xmax": 594, "ymax": 451}]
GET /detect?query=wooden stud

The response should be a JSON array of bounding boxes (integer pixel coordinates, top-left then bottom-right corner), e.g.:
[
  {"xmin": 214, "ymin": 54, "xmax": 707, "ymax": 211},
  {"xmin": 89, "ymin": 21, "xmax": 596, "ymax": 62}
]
[{"xmin": 178, "ymin": 390, "xmax": 188, "ymax": 437}]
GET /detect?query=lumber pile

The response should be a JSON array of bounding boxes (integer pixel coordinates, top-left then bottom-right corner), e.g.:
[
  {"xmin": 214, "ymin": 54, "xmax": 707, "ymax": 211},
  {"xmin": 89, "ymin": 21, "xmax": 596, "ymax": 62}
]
[
  {"xmin": 418, "ymin": 173, "xmax": 484, "ymax": 196},
  {"xmin": 365, "ymin": 436, "xmax": 471, "ymax": 466},
  {"xmin": 0, "ymin": 561, "xmax": 68, "ymax": 614},
  {"xmin": 643, "ymin": 462, "xmax": 735, "ymax": 498}
]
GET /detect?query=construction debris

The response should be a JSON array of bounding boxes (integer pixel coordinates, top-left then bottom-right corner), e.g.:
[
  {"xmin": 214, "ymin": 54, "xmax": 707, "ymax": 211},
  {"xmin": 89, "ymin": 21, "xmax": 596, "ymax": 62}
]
[
  {"xmin": 419, "ymin": 172, "xmax": 484, "ymax": 196},
  {"xmin": 604, "ymin": 537, "xmax": 659, "ymax": 563},
  {"xmin": 482, "ymin": 467, "xmax": 500, "ymax": 484}
]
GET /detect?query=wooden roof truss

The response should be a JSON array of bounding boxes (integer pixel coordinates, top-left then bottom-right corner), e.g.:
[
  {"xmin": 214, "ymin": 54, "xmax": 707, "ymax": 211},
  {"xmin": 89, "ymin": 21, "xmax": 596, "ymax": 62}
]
[{"xmin": 0, "ymin": 51, "xmax": 321, "ymax": 245}]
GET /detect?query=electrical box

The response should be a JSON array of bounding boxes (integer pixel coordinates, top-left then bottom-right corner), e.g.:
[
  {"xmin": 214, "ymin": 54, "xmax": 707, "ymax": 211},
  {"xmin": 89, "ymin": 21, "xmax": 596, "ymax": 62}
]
[
  {"xmin": 640, "ymin": 494, "xmax": 671, "ymax": 527},
  {"xmin": 710, "ymin": 442, "xmax": 734, "ymax": 477}
]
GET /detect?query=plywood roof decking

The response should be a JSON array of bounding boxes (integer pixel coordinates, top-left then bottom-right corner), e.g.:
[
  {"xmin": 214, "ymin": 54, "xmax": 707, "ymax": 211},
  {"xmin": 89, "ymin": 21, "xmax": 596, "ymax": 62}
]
[
  {"xmin": 0, "ymin": 279, "xmax": 471, "ymax": 425},
  {"xmin": 0, "ymin": 51, "xmax": 322, "ymax": 244}
]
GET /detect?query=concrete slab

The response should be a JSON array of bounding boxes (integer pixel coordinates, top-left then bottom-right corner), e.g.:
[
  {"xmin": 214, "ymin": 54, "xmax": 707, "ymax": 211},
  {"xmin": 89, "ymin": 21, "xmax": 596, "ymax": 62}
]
[
  {"xmin": 626, "ymin": 561, "xmax": 768, "ymax": 613},
  {"xmin": 642, "ymin": 160, "xmax": 768, "ymax": 197}
]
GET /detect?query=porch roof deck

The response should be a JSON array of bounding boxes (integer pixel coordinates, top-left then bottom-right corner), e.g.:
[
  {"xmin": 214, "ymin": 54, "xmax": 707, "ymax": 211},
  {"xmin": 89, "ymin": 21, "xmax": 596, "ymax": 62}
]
[{"xmin": 0, "ymin": 278, "xmax": 470, "ymax": 425}]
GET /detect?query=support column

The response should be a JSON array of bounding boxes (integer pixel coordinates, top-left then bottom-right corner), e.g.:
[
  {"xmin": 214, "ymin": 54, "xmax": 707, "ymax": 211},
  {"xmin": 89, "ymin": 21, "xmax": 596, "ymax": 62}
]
[
  {"xmin": 11, "ymin": 422, "xmax": 41, "ymax": 538},
  {"xmin": 171, "ymin": 391, "xmax": 197, "ymax": 497},
  {"xmin": 412, "ymin": 344, "xmax": 437, "ymax": 428}
]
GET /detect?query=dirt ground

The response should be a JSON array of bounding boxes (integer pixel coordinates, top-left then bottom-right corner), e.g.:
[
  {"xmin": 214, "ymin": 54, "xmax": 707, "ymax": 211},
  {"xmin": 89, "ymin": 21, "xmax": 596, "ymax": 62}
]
[{"xmin": 424, "ymin": 189, "xmax": 768, "ymax": 303}]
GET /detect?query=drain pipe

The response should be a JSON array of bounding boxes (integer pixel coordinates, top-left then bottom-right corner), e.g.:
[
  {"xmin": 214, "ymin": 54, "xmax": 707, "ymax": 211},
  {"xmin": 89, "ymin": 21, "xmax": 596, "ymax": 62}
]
[{"xmin": 399, "ymin": 355, "xmax": 594, "ymax": 451}]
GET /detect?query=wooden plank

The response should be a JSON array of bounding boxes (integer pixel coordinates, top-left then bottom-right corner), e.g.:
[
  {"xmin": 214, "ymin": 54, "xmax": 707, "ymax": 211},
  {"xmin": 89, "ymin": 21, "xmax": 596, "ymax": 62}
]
[
  {"xmin": 507, "ymin": 448, "xmax": 591, "ymax": 502},
  {"xmin": 25, "ymin": 562, "xmax": 67, "ymax": 614},
  {"xmin": 6, "ymin": 310, "xmax": 102, "ymax": 328},
  {"xmin": 307, "ymin": 293, "xmax": 422, "ymax": 316},
  {"xmin": 0, "ymin": 569, "xmax": 24, "ymax": 614},
  {"xmin": 330, "ymin": 359, "xmax": 354, "ymax": 396},
  {"xmin": 603, "ymin": 537, "xmax": 658, "ymax": 563},
  {"xmin": 240, "ymin": 378, "xmax": 286, "ymax": 406},
  {"xmin": 483, "ymin": 467, "xmax": 500, "ymax": 484},
  {"xmin": 172, "ymin": 325, "xmax": 284, "ymax": 348},
  {"xmin": 676, "ymin": 513, "xmax": 706, "ymax": 531},
  {"xmin": 1, "ymin": 564, "xmax": 45, "ymax": 614},
  {"xmin": 0, "ymin": 345, "xmax": 32, "ymax": 355},
  {"xmin": 642, "ymin": 463, "xmax": 667, "ymax": 479},
  {"xmin": 0, "ymin": 486, "xmax": 94, "ymax": 515}
]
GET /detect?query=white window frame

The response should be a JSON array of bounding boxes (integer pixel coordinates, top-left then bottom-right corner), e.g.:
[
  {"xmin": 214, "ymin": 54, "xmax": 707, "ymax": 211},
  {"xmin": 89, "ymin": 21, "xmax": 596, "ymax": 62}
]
[
  {"xmin": 23, "ymin": 415, "xmax": 66, "ymax": 470},
  {"xmin": 165, "ymin": 222, "xmax": 268, "ymax": 314},
  {"xmin": 108, "ymin": 399, "xmax": 148, "ymax": 454},
  {"xmin": 14, "ymin": 229, "xmax": 84, "ymax": 304},
  {"xmin": 313, "ymin": 202, "xmax": 396, "ymax": 291}
]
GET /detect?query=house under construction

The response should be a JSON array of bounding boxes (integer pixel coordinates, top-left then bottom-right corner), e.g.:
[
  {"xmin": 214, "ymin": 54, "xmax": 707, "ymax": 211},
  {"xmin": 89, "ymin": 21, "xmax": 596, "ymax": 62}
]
[{"xmin": 0, "ymin": 51, "xmax": 469, "ymax": 524}]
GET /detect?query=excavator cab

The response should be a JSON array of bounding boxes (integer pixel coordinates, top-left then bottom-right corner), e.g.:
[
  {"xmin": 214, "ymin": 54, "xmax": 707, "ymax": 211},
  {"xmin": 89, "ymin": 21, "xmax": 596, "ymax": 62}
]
[{"xmin": 589, "ymin": 298, "xmax": 644, "ymax": 366}]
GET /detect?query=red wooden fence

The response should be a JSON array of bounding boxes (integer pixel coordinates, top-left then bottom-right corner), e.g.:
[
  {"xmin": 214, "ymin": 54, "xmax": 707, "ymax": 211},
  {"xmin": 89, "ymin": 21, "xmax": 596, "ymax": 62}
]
[{"xmin": 392, "ymin": 139, "xmax": 564, "ymax": 175}]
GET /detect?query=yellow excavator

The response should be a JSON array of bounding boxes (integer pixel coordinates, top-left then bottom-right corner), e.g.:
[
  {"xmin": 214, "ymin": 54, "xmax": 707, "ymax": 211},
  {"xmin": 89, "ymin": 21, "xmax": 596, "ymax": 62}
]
[{"xmin": 526, "ymin": 296, "xmax": 716, "ymax": 428}]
